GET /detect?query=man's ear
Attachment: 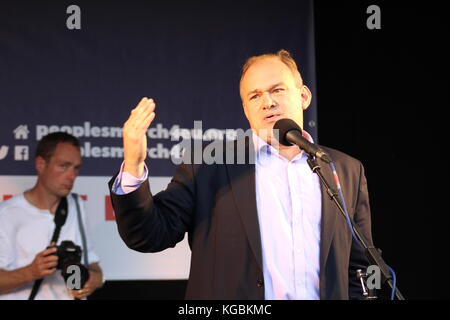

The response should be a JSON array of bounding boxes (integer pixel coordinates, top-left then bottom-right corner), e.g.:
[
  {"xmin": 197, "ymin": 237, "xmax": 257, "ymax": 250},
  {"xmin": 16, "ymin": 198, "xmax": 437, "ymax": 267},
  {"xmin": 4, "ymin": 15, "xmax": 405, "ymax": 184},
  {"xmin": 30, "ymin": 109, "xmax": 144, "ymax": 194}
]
[
  {"xmin": 300, "ymin": 85, "xmax": 312, "ymax": 110},
  {"xmin": 35, "ymin": 156, "xmax": 46, "ymax": 175}
]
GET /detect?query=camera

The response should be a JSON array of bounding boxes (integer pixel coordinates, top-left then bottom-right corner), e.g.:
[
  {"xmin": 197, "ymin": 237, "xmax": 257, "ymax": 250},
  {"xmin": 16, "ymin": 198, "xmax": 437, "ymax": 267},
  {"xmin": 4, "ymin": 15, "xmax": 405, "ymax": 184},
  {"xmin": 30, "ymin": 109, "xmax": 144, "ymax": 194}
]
[{"xmin": 51, "ymin": 240, "xmax": 90, "ymax": 289}]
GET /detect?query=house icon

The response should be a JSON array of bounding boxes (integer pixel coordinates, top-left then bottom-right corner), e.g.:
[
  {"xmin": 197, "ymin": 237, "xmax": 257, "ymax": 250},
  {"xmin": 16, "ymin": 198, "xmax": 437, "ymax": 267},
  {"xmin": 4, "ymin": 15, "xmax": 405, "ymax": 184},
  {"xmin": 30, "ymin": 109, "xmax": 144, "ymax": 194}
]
[{"xmin": 13, "ymin": 125, "xmax": 29, "ymax": 140}]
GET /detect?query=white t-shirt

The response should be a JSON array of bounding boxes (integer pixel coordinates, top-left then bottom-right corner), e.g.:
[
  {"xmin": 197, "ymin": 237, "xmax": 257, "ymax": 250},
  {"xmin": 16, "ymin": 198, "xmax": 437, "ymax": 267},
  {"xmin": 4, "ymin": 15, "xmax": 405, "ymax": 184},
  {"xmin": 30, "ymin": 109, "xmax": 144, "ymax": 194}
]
[{"xmin": 0, "ymin": 193, "xmax": 100, "ymax": 300}]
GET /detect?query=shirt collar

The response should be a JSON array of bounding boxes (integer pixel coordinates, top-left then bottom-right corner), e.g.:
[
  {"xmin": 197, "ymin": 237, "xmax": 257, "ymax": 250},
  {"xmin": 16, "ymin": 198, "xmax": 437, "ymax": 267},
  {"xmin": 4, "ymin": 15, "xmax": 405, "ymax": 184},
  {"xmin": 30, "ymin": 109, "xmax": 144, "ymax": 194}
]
[{"xmin": 252, "ymin": 128, "xmax": 315, "ymax": 160}]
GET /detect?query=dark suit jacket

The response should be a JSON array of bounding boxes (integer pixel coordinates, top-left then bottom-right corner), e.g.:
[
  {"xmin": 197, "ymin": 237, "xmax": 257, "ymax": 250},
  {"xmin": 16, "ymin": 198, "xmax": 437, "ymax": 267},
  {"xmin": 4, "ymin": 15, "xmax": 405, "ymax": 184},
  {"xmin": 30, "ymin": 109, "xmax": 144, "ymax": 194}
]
[{"xmin": 108, "ymin": 138, "xmax": 373, "ymax": 300}]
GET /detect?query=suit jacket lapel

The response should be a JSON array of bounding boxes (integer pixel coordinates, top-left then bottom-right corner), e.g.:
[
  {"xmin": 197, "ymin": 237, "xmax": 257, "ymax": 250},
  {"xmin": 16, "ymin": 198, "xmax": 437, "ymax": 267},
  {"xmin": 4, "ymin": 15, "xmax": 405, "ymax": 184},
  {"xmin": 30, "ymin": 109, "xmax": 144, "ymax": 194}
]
[{"xmin": 225, "ymin": 138, "xmax": 263, "ymax": 271}]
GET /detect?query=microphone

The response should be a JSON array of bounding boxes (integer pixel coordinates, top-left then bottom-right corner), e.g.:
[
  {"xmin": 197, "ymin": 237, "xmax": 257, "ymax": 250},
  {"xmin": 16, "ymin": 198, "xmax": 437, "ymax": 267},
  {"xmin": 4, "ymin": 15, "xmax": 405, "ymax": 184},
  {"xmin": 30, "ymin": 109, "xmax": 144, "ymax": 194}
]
[{"xmin": 273, "ymin": 118, "xmax": 332, "ymax": 163}]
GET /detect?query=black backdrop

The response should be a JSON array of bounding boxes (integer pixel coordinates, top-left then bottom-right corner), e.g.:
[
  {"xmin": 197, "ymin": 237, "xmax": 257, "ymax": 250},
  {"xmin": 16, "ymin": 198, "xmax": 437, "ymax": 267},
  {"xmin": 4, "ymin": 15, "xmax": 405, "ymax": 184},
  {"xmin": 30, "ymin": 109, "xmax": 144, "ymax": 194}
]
[
  {"xmin": 314, "ymin": 1, "xmax": 448, "ymax": 300},
  {"xmin": 89, "ymin": 1, "xmax": 449, "ymax": 300}
]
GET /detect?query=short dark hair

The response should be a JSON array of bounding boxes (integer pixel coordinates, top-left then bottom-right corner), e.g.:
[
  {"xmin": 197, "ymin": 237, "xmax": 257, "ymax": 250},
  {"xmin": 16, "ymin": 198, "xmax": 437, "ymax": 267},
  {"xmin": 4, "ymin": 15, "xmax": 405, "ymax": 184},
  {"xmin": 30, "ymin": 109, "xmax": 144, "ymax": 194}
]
[{"xmin": 35, "ymin": 132, "xmax": 80, "ymax": 161}]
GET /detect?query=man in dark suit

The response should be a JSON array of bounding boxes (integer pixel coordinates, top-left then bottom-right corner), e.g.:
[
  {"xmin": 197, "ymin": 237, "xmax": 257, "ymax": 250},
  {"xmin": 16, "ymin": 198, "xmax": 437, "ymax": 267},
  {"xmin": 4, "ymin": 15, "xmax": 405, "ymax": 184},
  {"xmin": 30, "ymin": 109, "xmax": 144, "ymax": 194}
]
[{"xmin": 109, "ymin": 50, "xmax": 373, "ymax": 299}]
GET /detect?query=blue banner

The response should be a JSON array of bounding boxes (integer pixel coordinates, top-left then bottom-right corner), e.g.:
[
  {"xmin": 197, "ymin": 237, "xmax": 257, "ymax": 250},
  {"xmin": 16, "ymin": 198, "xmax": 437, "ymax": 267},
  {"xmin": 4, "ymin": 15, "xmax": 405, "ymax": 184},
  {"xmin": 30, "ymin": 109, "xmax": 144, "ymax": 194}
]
[{"xmin": 0, "ymin": 0, "xmax": 317, "ymax": 177}]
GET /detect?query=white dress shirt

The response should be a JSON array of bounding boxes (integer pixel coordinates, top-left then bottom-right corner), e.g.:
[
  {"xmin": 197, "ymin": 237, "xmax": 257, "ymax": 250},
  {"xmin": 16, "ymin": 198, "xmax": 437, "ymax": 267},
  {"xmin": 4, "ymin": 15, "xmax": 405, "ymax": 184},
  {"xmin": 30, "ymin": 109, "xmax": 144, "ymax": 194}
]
[{"xmin": 253, "ymin": 132, "xmax": 322, "ymax": 300}]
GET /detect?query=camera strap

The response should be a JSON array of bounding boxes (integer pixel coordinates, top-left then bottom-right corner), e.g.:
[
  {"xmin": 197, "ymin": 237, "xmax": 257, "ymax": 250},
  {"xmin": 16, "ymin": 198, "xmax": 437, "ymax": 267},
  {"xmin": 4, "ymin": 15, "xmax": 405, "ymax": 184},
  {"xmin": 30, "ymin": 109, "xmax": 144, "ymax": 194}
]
[
  {"xmin": 51, "ymin": 197, "xmax": 69, "ymax": 244},
  {"xmin": 72, "ymin": 193, "xmax": 89, "ymax": 267},
  {"xmin": 28, "ymin": 197, "xmax": 69, "ymax": 300}
]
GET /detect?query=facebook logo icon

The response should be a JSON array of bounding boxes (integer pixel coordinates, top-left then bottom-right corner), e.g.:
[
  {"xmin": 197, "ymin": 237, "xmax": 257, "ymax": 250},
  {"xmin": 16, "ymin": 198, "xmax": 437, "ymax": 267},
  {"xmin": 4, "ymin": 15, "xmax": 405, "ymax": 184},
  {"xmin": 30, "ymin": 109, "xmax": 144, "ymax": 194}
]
[{"xmin": 14, "ymin": 146, "xmax": 29, "ymax": 161}]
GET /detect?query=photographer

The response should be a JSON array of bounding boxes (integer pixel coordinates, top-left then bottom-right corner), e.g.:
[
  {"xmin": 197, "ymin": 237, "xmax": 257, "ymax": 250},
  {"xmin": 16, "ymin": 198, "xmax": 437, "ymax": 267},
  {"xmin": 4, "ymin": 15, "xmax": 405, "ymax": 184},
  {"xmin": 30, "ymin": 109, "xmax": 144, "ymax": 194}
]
[{"xmin": 0, "ymin": 132, "xmax": 103, "ymax": 300}]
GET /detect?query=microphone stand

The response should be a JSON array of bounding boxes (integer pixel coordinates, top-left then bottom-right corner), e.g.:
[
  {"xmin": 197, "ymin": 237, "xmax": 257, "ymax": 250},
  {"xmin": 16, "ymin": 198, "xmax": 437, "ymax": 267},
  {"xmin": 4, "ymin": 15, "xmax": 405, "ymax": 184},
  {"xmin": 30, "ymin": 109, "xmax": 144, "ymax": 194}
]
[{"xmin": 306, "ymin": 156, "xmax": 405, "ymax": 300}]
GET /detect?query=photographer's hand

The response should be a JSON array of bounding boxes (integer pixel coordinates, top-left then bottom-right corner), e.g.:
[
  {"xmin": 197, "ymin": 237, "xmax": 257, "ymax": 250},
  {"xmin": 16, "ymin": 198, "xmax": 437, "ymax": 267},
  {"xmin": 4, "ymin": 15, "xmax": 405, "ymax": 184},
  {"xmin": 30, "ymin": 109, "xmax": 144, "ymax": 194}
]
[
  {"xmin": 0, "ymin": 247, "xmax": 58, "ymax": 295},
  {"xmin": 28, "ymin": 247, "xmax": 58, "ymax": 279},
  {"xmin": 71, "ymin": 262, "xmax": 103, "ymax": 299}
]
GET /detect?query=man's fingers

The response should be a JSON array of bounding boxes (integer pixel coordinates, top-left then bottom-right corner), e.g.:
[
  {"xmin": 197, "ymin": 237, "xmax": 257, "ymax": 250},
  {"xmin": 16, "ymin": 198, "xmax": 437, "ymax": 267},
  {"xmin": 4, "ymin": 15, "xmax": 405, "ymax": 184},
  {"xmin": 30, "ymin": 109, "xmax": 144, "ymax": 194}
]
[
  {"xmin": 41, "ymin": 261, "xmax": 58, "ymax": 269},
  {"xmin": 131, "ymin": 104, "xmax": 153, "ymax": 124},
  {"xmin": 42, "ymin": 254, "xmax": 58, "ymax": 262},
  {"xmin": 122, "ymin": 96, "xmax": 156, "ymax": 173},
  {"xmin": 133, "ymin": 103, "xmax": 155, "ymax": 125},
  {"xmin": 39, "ymin": 247, "xmax": 57, "ymax": 257},
  {"xmin": 133, "ymin": 97, "xmax": 155, "ymax": 116},
  {"xmin": 126, "ymin": 108, "xmax": 156, "ymax": 136},
  {"xmin": 147, "ymin": 99, "xmax": 156, "ymax": 113},
  {"xmin": 141, "ymin": 112, "xmax": 156, "ymax": 129},
  {"xmin": 41, "ymin": 268, "xmax": 57, "ymax": 276},
  {"xmin": 127, "ymin": 99, "xmax": 156, "ymax": 129},
  {"xmin": 135, "ymin": 111, "xmax": 156, "ymax": 131},
  {"xmin": 72, "ymin": 287, "xmax": 91, "ymax": 299},
  {"xmin": 135, "ymin": 97, "xmax": 150, "ymax": 111},
  {"xmin": 38, "ymin": 256, "xmax": 58, "ymax": 267}
]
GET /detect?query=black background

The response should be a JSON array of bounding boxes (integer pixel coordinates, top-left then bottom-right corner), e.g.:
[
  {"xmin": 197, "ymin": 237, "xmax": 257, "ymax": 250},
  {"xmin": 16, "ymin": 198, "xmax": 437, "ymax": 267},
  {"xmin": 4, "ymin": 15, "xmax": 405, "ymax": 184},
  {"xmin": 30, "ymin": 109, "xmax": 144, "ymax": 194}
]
[{"xmin": 314, "ymin": 1, "xmax": 448, "ymax": 301}]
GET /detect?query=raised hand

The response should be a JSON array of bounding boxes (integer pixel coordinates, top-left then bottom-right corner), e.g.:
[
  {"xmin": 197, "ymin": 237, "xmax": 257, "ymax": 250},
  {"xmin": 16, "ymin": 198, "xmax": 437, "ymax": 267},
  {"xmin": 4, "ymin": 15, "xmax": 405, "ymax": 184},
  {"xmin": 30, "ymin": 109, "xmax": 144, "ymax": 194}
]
[{"xmin": 122, "ymin": 97, "xmax": 156, "ymax": 177}]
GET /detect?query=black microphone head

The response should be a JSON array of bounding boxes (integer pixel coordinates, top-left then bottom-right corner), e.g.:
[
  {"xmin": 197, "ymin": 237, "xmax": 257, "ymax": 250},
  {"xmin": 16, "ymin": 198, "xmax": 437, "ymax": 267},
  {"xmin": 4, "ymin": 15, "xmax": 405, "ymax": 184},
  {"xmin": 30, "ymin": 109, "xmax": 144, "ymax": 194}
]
[{"xmin": 273, "ymin": 118, "xmax": 302, "ymax": 146}]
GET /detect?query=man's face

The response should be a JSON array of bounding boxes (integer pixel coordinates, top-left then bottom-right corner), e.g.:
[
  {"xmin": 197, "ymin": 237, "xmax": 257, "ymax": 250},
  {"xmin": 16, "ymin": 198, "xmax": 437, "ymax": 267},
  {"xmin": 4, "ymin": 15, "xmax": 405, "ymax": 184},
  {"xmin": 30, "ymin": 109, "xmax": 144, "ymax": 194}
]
[
  {"xmin": 37, "ymin": 142, "xmax": 81, "ymax": 197},
  {"xmin": 240, "ymin": 58, "xmax": 311, "ymax": 142}
]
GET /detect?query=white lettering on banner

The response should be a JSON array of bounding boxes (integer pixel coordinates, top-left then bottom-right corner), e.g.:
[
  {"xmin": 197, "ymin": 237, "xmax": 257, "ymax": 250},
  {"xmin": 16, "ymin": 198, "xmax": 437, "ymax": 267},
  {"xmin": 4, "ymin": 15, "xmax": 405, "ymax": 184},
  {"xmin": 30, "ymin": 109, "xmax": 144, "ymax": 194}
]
[
  {"xmin": 79, "ymin": 142, "xmax": 180, "ymax": 159},
  {"xmin": 148, "ymin": 143, "xmax": 170, "ymax": 159},
  {"xmin": 81, "ymin": 142, "xmax": 124, "ymax": 158},
  {"xmin": 169, "ymin": 122, "xmax": 237, "ymax": 142},
  {"xmin": 35, "ymin": 122, "xmax": 238, "ymax": 142},
  {"xmin": 14, "ymin": 146, "xmax": 29, "ymax": 161},
  {"xmin": 28, "ymin": 121, "xmax": 249, "ymax": 163},
  {"xmin": 36, "ymin": 122, "xmax": 123, "ymax": 140},
  {"xmin": 147, "ymin": 123, "xmax": 170, "ymax": 139}
]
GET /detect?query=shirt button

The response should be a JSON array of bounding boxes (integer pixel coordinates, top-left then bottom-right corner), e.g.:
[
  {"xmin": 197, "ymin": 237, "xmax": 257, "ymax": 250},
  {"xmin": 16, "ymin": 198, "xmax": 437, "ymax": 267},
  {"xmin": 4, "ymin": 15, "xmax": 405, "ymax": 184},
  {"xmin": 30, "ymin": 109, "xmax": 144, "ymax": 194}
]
[{"xmin": 257, "ymin": 278, "xmax": 264, "ymax": 288}]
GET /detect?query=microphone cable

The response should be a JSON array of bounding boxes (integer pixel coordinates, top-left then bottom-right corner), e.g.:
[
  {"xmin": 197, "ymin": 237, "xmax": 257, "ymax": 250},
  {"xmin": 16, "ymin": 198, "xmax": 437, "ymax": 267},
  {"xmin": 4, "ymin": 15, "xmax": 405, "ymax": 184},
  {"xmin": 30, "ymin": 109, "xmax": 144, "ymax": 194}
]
[{"xmin": 329, "ymin": 161, "xmax": 398, "ymax": 300}]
